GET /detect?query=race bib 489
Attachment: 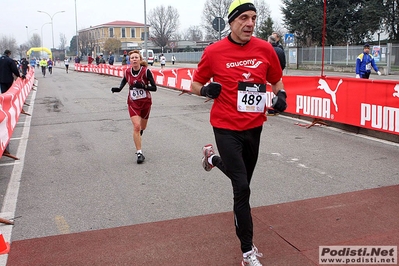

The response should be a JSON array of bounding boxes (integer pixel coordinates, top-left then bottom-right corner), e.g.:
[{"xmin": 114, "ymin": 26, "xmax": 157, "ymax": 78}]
[{"xmin": 237, "ymin": 82, "xmax": 266, "ymax": 113}]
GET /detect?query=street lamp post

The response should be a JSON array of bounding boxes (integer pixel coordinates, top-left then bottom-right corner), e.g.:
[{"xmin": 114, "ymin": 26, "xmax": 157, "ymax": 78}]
[
  {"xmin": 144, "ymin": 0, "xmax": 148, "ymax": 60},
  {"xmin": 26, "ymin": 26, "xmax": 38, "ymax": 45},
  {"xmin": 41, "ymin": 22, "xmax": 52, "ymax": 55},
  {"xmin": 75, "ymin": 0, "xmax": 79, "ymax": 57},
  {"xmin": 37, "ymin": 10, "xmax": 65, "ymax": 49}
]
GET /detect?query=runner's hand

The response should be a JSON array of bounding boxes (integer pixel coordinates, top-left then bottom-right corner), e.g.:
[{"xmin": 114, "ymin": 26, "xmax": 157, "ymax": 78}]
[
  {"xmin": 272, "ymin": 90, "xmax": 287, "ymax": 112},
  {"xmin": 200, "ymin": 82, "xmax": 221, "ymax": 99},
  {"xmin": 133, "ymin": 82, "xmax": 145, "ymax": 88},
  {"xmin": 111, "ymin": 87, "xmax": 122, "ymax": 93}
]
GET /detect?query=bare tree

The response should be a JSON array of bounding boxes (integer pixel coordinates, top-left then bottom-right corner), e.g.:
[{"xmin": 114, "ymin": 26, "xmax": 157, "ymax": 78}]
[
  {"xmin": 79, "ymin": 31, "xmax": 90, "ymax": 56},
  {"xmin": 78, "ymin": 30, "xmax": 99, "ymax": 56},
  {"xmin": 59, "ymin": 33, "xmax": 67, "ymax": 50},
  {"xmin": 30, "ymin": 33, "xmax": 41, "ymax": 47},
  {"xmin": 147, "ymin": 5, "xmax": 180, "ymax": 51},
  {"xmin": 253, "ymin": 0, "xmax": 272, "ymax": 36},
  {"xmin": 19, "ymin": 43, "xmax": 30, "ymax": 58},
  {"xmin": 0, "ymin": 36, "xmax": 18, "ymax": 56},
  {"xmin": 182, "ymin": 26, "xmax": 204, "ymax": 41},
  {"xmin": 104, "ymin": 38, "xmax": 122, "ymax": 54},
  {"xmin": 201, "ymin": 0, "xmax": 230, "ymax": 41}
]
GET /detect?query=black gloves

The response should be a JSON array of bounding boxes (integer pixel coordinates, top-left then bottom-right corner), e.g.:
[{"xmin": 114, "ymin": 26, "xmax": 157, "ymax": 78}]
[
  {"xmin": 133, "ymin": 82, "xmax": 145, "ymax": 89},
  {"xmin": 272, "ymin": 89, "xmax": 287, "ymax": 112},
  {"xmin": 111, "ymin": 87, "xmax": 122, "ymax": 93},
  {"xmin": 200, "ymin": 82, "xmax": 222, "ymax": 99}
]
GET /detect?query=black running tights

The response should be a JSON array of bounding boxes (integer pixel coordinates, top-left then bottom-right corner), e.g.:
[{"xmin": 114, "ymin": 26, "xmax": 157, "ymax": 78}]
[{"xmin": 212, "ymin": 126, "xmax": 262, "ymax": 253}]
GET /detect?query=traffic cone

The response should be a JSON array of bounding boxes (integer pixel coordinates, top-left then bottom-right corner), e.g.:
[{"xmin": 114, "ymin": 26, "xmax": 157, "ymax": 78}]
[{"xmin": 0, "ymin": 232, "xmax": 10, "ymax": 255}]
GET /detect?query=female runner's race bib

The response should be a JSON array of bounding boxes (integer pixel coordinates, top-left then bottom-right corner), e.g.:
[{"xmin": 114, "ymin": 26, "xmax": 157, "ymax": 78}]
[
  {"xmin": 237, "ymin": 82, "xmax": 266, "ymax": 112},
  {"xmin": 130, "ymin": 89, "xmax": 147, "ymax": 100}
]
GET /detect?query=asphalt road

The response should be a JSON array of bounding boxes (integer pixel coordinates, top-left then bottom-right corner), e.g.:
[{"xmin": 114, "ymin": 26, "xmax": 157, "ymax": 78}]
[{"xmin": 0, "ymin": 65, "xmax": 398, "ymax": 264}]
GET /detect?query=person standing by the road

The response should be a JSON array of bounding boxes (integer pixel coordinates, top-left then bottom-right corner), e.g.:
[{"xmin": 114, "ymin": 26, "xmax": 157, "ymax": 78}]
[
  {"xmin": 269, "ymin": 34, "xmax": 286, "ymax": 71},
  {"xmin": 171, "ymin": 55, "xmax": 176, "ymax": 65},
  {"xmin": 0, "ymin": 49, "xmax": 21, "ymax": 93},
  {"xmin": 356, "ymin": 43, "xmax": 381, "ymax": 79},
  {"xmin": 0, "ymin": 49, "xmax": 21, "ymax": 154},
  {"xmin": 108, "ymin": 52, "xmax": 115, "ymax": 65},
  {"xmin": 190, "ymin": 0, "xmax": 287, "ymax": 265},
  {"xmin": 111, "ymin": 50, "xmax": 157, "ymax": 164},
  {"xmin": 272, "ymin": 32, "xmax": 284, "ymax": 52},
  {"xmin": 160, "ymin": 54, "xmax": 166, "ymax": 69},
  {"xmin": 267, "ymin": 34, "xmax": 286, "ymax": 116},
  {"xmin": 98, "ymin": 54, "xmax": 106, "ymax": 64}
]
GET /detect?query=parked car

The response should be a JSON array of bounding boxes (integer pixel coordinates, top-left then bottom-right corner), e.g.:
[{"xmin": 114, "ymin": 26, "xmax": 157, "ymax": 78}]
[{"xmin": 140, "ymin": 49, "xmax": 154, "ymax": 66}]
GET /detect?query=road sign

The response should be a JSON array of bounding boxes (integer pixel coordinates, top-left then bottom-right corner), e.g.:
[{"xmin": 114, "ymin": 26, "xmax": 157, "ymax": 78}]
[
  {"xmin": 212, "ymin": 17, "xmax": 225, "ymax": 32},
  {"xmin": 212, "ymin": 17, "xmax": 225, "ymax": 40}
]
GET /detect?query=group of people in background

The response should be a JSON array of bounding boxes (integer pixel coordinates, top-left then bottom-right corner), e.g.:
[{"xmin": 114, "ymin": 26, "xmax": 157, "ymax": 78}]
[{"xmin": 92, "ymin": 52, "xmax": 177, "ymax": 67}]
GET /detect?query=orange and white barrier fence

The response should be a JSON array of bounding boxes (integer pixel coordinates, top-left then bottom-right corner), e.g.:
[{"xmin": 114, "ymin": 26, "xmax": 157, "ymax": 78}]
[
  {"xmin": 0, "ymin": 69, "xmax": 35, "ymax": 157},
  {"xmin": 2, "ymin": 64, "xmax": 398, "ymax": 158}
]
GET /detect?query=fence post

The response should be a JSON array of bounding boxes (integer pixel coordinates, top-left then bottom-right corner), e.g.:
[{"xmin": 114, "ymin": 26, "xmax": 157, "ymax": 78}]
[{"xmin": 387, "ymin": 43, "xmax": 392, "ymax": 75}]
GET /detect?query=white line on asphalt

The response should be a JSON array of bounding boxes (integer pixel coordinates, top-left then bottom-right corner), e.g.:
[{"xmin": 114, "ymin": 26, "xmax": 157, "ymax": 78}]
[{"xmin": 0, "ymin": 162, "xmax": 21, "ymax": 167}]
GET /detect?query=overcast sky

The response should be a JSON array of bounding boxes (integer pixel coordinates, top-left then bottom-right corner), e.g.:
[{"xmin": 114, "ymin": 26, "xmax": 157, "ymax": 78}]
[{"xmin": 2, "ymin": 0, "xmax": 283, "ymax": 49}]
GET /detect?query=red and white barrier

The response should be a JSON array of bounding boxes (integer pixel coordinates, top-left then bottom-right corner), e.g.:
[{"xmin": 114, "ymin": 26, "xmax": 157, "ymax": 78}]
[
  {"xmin": 2, "ymin": 64, "xmax": 398, "ymax": 158},
  {"xmin": 283, "ymin": 76, "xmax": 399, "ymax": 135},
  {"xmin": 73, "ymin": 64, "xmax": 399, "ymax": 136},
  {"xmin": 0, "ymin": 69, "xmax": 35, "ymax": 156}
]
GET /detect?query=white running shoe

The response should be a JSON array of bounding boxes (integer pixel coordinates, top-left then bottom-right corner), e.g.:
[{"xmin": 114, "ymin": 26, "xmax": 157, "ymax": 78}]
[
  {"xmin": 241, "ymin": 246, "xmax": 263, "ymax": 266},
  {"xmin": 201, "ymin": 144, "xmax": 215, "ymax": 171}
]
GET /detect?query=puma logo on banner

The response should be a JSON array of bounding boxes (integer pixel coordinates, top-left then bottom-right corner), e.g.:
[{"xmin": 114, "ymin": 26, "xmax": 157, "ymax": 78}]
[{"xmin": 317, "ymin": 79, "xmax": 342, "ymax": 112}]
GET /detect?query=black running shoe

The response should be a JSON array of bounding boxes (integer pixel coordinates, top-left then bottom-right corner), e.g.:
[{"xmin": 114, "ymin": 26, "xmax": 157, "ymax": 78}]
[{"xmin": 137, "ymin": 152, "xmax": 145, "ymax": 164}]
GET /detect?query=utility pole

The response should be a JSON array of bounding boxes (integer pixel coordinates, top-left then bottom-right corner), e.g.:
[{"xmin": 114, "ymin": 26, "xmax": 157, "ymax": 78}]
[
  {"xmin": 75, "ymin": 0, "xmax": 79, "ymax": 57},
  {"xmin": 144, "ymin": 0, "xmax": 148, "ymax": 61}
]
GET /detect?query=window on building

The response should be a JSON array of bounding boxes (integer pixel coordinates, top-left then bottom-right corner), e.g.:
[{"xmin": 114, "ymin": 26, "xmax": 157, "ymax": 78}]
[
  {"xmin": 141, "ymin": 31, "xmax": 149, "ymax": 41},
  {"xmin": 109, "ymin": 28, "xmax": 114, "ymax": 37},
  {"xmin": 121, "ymin": 28, "xmax": 126, "ymax": 38},
  {"xmin": 130, "ymin": 28, "xmax": 136, "ymax": 38}
]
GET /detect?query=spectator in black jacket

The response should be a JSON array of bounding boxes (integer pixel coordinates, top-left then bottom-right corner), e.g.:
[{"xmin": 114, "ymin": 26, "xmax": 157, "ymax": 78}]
[
  {"xmin": 268, "ymin": 35, "xmax": 286, "ymax": 116},
  {"xmin": 0, "ymin": 50, "xmax": 21, "ymax": 93},
  {"xmin": 272, "ymin": 32, "xmax": 284, "ymax": 49},
  {"xmin": 268, "ymin": 35, "xmax": 286, "ymax": 71}
]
